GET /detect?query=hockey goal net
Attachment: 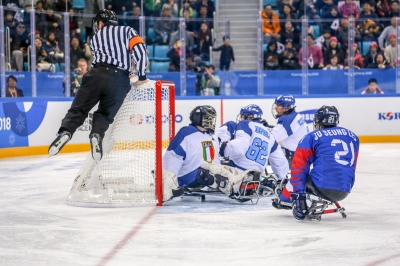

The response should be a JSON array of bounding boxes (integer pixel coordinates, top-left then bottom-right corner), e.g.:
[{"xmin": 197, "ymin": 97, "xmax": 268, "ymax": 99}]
[{"xmin": 66, "ymin": 80, "xmax": 175, "ymax": 207}]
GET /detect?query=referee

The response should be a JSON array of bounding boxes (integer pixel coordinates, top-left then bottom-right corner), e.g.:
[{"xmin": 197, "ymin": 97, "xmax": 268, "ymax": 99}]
[{"xmin": 49, "ymin": 9, "xmax": 148, "ymax": 161}]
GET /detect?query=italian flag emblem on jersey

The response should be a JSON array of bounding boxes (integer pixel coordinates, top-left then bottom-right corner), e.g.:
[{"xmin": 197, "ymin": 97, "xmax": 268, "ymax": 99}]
[{"xmin": 202, "ymin": 141, "xmax": 215, "ymax": 163}]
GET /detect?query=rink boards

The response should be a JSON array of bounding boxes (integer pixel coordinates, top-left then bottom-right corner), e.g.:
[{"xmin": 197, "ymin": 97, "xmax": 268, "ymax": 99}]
[{"xmin": 0, "ymin": 96, "xmax": 399, "ymax": 158}]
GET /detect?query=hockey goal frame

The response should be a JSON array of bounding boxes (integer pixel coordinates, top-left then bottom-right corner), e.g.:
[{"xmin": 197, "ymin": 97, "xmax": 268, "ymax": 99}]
[
  {"xmin": 66, "ymin": 80, "xmax": 175, "ymax": 208},
  {"xmin": 155, "ymin": 80, "xmax": 175, "ymax": 206}
]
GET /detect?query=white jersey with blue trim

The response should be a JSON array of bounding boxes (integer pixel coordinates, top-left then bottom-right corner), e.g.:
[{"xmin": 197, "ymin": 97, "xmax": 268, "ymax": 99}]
[
  {"xmin": 162, "ymin": 125, "xmax": 221, "ymax": 187},
  {"xmin": 215, "ymin": 121, "xmax": 237, "ymax": 142},
  {"xmin": 223, "ymin": 120, "xmax": 289, "ymax": 179},
  {"xmin": 271, "ymin": 111, "xmax": 309, "ymax": 153}
]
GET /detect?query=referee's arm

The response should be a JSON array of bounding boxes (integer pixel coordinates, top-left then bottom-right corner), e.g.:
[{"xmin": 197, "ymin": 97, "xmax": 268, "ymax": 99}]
[{"xmin": 128, "ymin": 29, "xmax": 147, "ymax": 81}]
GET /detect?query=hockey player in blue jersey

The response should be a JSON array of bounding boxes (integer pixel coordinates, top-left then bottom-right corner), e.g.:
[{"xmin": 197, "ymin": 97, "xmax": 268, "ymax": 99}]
[
  {"xmin": 162, "ymin": 105, "xmax": 264, "ymax": 202},
  {"xmin": 270, "ymin": 94, "xmax": 309, "ymax": 167},
  {"xmin": 217, "ymin": 104, "xmax": 289, "ymax": 181},
  {"xmin": 272, "ymin": 106, "xmax": 360, "ymax": 220}
]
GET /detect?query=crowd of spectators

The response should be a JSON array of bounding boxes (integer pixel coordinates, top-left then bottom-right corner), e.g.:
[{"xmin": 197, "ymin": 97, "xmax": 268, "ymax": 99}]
[
  {"xmin": 261, "ymin": 0, "xmax": 400, "ymax": 70},
  {"xmin": 4, "ymin": 0, "xmax": 400, "ymax": 73}
]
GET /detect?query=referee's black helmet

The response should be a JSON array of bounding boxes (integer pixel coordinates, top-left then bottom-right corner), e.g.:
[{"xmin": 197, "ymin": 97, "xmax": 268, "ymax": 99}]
[{"xmin": 92, "ymin": 9, "xmax": 118, "ymax": 33}]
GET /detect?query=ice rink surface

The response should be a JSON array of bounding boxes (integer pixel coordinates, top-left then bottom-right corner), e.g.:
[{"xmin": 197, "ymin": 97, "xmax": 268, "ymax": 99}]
[{"xmin": 0, "ymin": 144, "xmax": 399, "ymax": 266}]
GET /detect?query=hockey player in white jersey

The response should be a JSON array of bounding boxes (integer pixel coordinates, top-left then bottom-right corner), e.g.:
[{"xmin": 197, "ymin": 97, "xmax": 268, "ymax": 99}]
[
  {"xmin": 217, "ymin": 104, "xmax": 289, "ymax": 180},
  {"xmin": 270, "ymin": 94, "xmax": 309, "ymax": 167},
  {"xmin": 162, "ymin": 105, "xmax": 263, "ymax": 202}
]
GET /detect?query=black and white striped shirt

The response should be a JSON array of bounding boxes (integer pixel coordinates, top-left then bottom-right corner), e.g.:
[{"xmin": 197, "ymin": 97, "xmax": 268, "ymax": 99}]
[{"xmin": 90, "ymin": 25, "xmax": 147, "ymax": 80}]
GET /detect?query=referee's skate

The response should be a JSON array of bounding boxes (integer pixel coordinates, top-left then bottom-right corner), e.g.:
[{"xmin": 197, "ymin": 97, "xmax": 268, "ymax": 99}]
[{"xmin": 48, "ymin": 131, "xmax": 71, "ymax": 157}]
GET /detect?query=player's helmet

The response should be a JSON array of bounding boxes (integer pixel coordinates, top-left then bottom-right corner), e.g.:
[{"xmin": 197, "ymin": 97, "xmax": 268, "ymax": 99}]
[
  {"xmin": 237, "ymin": 104, "xmax": 263, "ymax": 122},
  {"xmin": 190, "ymin": 105, "xmax": 217, "ymax": 134},
  {"xmin": 313, "ymin": 105, "xmax": 340, "ymax": 130},
  {"xmin": 92, "ymin": 9, "xmax": 118, "ymax": 33},
  {"xmin": 271, "ymin": 94, "xmax": 296, "ymax": 119}
]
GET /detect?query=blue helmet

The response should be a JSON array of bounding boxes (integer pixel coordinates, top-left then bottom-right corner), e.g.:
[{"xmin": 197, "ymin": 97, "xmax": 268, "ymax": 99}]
[
  {"xmin": 238, "ymin": 104, "xmax": 263, "ymax": 121},
  {"xmin": 272, "ymin": 94, "xmax": 296, "ymax": 118}
]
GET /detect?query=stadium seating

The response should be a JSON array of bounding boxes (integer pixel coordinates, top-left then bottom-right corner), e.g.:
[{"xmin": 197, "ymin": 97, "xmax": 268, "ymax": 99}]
[
  {"xmin": 147, "ymin": 28, "xmax": 157, "ymax": 44},
  {"xmin": 153, "ymin": 45, "xmax": 170, "ymax": 61},
  {"xmin": 150, "ymin": 61, "xmax": 170, "ymax": 72},
  {"xmin": 73, "ymin": 0, "xmax": 85, "ymax": 10},
  {"xmin": 361, "ymin": 41, "xmax": 371, "ymax": 56},
  {"xmin": 263, "ymin": 0, "xmax": 278, "ymax": 8},
  {"xmin": 312, "ymin": 25, "xmax": 320, "ymax": 38},
  {"xmin": 147, "ymin": 45, "xmax": 154, "ymax": 61}
]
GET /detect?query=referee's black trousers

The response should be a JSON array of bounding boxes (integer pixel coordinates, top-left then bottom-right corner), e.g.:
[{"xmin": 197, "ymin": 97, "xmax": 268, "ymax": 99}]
[{"xmin": 59, "ymin": 65, "xmax": 131, "ymax": 139}]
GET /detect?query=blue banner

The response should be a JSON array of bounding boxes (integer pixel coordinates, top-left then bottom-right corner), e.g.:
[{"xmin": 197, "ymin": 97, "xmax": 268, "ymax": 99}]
[{"xmin": 1, "ymin": 69, "xmax": 397, "ymax": 97}]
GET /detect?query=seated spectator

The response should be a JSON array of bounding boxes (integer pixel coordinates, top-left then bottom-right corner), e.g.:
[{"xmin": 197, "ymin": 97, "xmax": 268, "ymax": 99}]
[
  {"xmin": 279, "ymin": 4, "xmax": 298, "ymax": 29},
  {"xmin": 42, "ymin": 0, "xmax": 55, "ymax": 9},
  {"xmin": 167, "ymin": 39, "xmax": 182, "ymax": 72},
  {"xmin": 4, "ymin": 11, "xmax": 17, "ymax": 31},
  {"xmin": 362, "ymin": 78, "xmax": 384, "ymax": 94},
  {"xmin": 126, "ymin": 6, "xmax": 142, "ymax": 32},
  {"xmin": 6, "ymin": 75, "xmax": 24, "ymax": 98},
  {"xmin": 322, "ymin": 6, "xmax": 342, "ymax": 32},
  {"xmin": 385, "ymin": 0, "xmax": 400, "ymax": 20},
  {"xmin": 384, "ymin": 34, "xmax": 400, "ymax": 66},
  {"xmin": 364, "ymin": 42, "xmax": 381, "ymax": 67},
  {"xmin": 63, "ymin": 58, "xmax": 89, "ymax": 96},
  {"xmin": 323, "ymin": 54, "xmax": 344, "ymax": 69},
  {"xmin": 195, "ymin": 22, "xmax": 212, "ymax": 61},
  {"xmin": 194, "ymin": 5, "xmax": 214, "ymax": 32},
  {"xmin": 278, "ymin": 0, "xmax": 296, "ymax": 14},
  {"xmin": 10, "ymin": 22, "xmax": 30, "ymax": 71},
  {"xmin": 324, "ymin": 36, "xmax": 345, "ymax": 65},
  {"xmin": 264, "ymin": 40, "xmax": 280, "ymax": 70},
  {"xmin": 344, "ymin": 43, "xmax": 363, "ymax": 69},
  {"xmin": 321, "ymin": 0, "xmax": 336, "ymax": 18},
  {"xmin": 213, "ymin": 35, "xmax": 235, "ymax": 71},
  {"xmin": 69, "ymin": 36, "xmax": 91, "ymax": 70},
  {"xmin": 321, "ymin": 29, "xmax": 332, "ymax": 54},
  {"xmin": 42, "ymin": 32, "xmax": 64, "ymax": 63},
  {"xmin": 68, "ymin": 8, "xmax": 80, "ymax": 38},
  {"xmin": 299, "ymin": 34, "xmax": 324, "ymax": 69},
  {"xmin": 35, "ymin": 1, "xmax": 47, "ymax": 37},
  {"xmin": 367, "ymin": 52, "xmax": 392, "ymax": 68},
  {"xmin": 182, "ymin": 9, "xmax": 195, "ymax": 33},
  {"xmin": 377, "ymin": 0, "xmax": 391, "ymax": 18},
  {"xmin": 378, "ymin": 16, "xmax": 399, "ymax": 48},
  {"xmin": 338, "ymin": 17, "xmax": 362, "ymax": 52},
  {"xmin": 186, "ymin": 54, "xmax": 195, "ymax": 71},
  {"xmin": 45, "ymin": 6, "xmax": 61, "ymax": 36},
  {"xmin": 35, "ymin": 37, "xmax": 55, "ymax": 72},
  {"xmin": 338, "ymin": 0, "xmax": 360, "ymax": 18},
  {"xmin": 163, "ymin": 0, "xmax": 178, "ymax": 17},
  {"xmin": 170, "ymin": 24, "xmax": 194, "ymax": 53},
  {"xmin": 280, "ymin": 21, "xmax": 300, "ymax": 49},
  {"xmin": 201, "ymin": 64, "xmax": 220, "ymax": 95},
  {"xmin": 358, "ymin": 2, "xmax": 381, "ymax": 41},
  {"xmin": 279, "ymin": 47, "xmax": 299, "ymax": 70},
  {"xmin": 196, "ymin": 0, "xmax": 215, "ymax": 18},
  {"xmin": 261, "ymin": 5, "xmax": 281, "ymax": 44},
  {"xmin": 144, "ymin": 0, "xmax": 162, "ymax": 17},
  {"xmin": 154, "ymin": 6, "xmax": 177, "ymax": 45},
  {"xmin": 303, "ymin": 0, "xmax": 322, "ymax": 23},
  {"xmin": 179, "ymin": 0, "xmax": 194, "ymax": 17}
]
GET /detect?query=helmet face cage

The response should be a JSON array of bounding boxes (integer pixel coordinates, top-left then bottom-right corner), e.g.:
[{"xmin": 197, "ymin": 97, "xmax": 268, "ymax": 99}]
[
  {"xmin": 271, "ymin": 94, "xmax": 296, "ymax": 119},
  {"xmin": 237, "ymin": 104, "xmax": 263, "ymax": 122},
  {"xmin": 190, "ymin": 105, "xmax": 217, "ymax": 133},
  {"xmin": 313, "ymin": 105, "xmax": 340, "ymax": 130},
  {"xmin": 92, "ymin": 9, "xmax": 118, "ymax": 33}
]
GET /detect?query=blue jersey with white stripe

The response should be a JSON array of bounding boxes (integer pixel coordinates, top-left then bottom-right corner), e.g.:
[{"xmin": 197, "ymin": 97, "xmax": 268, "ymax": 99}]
[{"xmin": 162, "ymin": 125, "xmax": 220, "ymax": 187}]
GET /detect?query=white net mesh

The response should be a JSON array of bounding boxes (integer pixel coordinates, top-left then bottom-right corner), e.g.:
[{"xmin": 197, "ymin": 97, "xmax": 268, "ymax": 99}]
[{"xmin": 66, "ymin": 80, "xmax": 173, "ymax": 207}]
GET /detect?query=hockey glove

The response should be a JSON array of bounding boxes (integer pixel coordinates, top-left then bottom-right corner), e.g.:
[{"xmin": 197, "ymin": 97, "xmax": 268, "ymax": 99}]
[
  {"xmin": 291, "ymin": 193, "xmax": 309, "ymax": 220},
  {"xmin": 219, "ymin": 141, "xmax": 228, "ymax": 157}
]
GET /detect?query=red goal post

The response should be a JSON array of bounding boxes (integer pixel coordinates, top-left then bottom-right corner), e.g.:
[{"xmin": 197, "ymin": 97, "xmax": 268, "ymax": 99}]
[{"xmin": 66, "ymin": 80, "xmax": 175, "ymax": 207}]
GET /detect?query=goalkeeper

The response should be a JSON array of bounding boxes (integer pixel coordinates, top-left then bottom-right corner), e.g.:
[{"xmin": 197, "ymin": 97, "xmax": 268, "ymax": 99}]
[
  {"xmin": 48, "ymin": 9, "xmax": 148, "ymax": 161},
  {"xmin": 162, "ymin": 105, "xmax": 264, "ymax": 202}
]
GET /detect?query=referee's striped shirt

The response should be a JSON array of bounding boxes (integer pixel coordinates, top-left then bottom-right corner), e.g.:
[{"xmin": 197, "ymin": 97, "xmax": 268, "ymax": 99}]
[{"xmin": 90, "ymin": 25, "xmax": 147, "ymax": 80}]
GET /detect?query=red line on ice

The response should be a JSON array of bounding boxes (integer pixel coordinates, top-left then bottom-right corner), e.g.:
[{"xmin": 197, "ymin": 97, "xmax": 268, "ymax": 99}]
[
  {"xmin": 365, "ymin": 253, "xmax": 400, "ymax": 266},
  {"xmin": 96, "ymin": 207, "xmax": 158, "ymax": 266}
]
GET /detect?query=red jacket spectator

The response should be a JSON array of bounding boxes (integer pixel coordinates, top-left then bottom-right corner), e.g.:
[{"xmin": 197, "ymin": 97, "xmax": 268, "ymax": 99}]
[
  {"xmin": 338, "ymin": 0, "xmax": 360, "ymax": 18},
  {"xmin": 298, "ymin": 34, "xmax": 324, "ymax": 68}
]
